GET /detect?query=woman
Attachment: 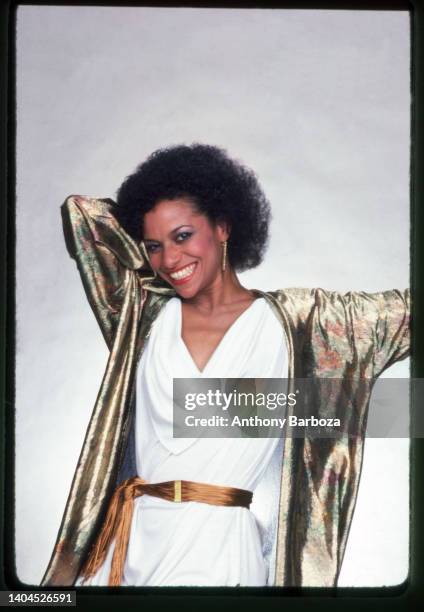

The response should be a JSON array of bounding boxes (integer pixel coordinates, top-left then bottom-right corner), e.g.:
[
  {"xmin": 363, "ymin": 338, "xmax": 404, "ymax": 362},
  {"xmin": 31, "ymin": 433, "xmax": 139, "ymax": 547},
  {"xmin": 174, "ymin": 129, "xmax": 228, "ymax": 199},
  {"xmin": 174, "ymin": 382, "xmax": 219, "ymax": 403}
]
[{"xmin": 41, "ymin": 144, "xmax": 410, "ymax": 588}]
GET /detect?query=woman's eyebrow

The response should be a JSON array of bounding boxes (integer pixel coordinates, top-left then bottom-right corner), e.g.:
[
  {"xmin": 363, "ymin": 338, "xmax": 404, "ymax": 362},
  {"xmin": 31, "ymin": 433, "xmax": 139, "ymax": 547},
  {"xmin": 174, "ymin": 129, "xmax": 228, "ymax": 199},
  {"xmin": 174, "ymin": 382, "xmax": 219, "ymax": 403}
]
[
  {"xmin": 169, "ymin": 224, "xmax": 194, "ymax": 235},
  {"xmin": 144, "ymin": 225, "xmax": 194, "ymax": 242}
]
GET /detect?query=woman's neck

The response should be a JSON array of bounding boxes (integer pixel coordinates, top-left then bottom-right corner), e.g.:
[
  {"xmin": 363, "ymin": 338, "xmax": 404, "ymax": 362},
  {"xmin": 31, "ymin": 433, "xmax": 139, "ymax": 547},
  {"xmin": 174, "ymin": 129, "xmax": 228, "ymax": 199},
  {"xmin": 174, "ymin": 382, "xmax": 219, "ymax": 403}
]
[{"xmin": 182, "ymin": 268, "xmax": 255, "ymax": 315}]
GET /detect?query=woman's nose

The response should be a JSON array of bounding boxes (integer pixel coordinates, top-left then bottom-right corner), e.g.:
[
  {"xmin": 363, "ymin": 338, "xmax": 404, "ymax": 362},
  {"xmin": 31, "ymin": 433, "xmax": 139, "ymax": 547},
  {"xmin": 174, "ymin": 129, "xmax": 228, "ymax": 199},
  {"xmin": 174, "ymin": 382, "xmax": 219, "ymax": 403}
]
[{"xmin": 162, "ymin": 243, "xmax": 181, "ymax": 270}]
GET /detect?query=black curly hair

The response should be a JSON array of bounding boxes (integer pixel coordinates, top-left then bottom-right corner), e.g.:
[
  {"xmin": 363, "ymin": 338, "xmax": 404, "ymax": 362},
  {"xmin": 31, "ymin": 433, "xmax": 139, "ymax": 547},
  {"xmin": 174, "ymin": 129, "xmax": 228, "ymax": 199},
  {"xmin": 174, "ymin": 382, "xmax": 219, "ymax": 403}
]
[{"xmin": 115, "ymin": 144, "xmax": 271, "ymax": 272}]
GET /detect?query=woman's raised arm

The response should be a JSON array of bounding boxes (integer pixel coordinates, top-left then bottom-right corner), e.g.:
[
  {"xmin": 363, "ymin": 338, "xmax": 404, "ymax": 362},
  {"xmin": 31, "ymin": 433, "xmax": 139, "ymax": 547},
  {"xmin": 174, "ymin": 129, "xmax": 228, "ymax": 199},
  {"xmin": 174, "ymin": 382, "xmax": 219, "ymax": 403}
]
[
  {"xmin": 61, "ymin": 195, "xmax": 148, "ymax": 349},
  {"xmin": 276, "ymin": 287, "xmax": 410, "ymax": 378}
]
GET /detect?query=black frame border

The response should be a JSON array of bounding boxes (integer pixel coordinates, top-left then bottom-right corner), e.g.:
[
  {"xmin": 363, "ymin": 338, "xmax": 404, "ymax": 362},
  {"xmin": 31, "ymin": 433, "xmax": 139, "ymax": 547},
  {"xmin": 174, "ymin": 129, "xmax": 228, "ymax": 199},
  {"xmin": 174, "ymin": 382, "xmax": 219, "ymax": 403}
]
[{"xmin": 1, "ymin": 1, "xmax": 422, "ymax": 610}]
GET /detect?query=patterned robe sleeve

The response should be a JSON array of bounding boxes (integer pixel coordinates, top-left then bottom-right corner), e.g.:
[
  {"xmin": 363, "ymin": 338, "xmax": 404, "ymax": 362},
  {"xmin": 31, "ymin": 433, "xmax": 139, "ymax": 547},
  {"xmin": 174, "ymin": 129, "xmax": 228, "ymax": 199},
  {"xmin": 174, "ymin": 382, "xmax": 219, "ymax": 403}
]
[
  {"xmin": 61, "ymin": 195, "xmax": 147, "ymax": 349},
  {"xmin": 272, "ymin": 287, "xmax": 410, "ymax": 587},
  {"xmin": 42, "ymin": 196, "xmax": 153, "ymax": 586},
  {"xmin": 277, "ymin": 287, "xmax": 410, "ymax": 378},
  {"xmin": 368, "ymin": 288, "xmax": 410, "ymax": 375},
  {"xmin": 316, "ymin": 288, "xmax": 410, "ymax": 377}
]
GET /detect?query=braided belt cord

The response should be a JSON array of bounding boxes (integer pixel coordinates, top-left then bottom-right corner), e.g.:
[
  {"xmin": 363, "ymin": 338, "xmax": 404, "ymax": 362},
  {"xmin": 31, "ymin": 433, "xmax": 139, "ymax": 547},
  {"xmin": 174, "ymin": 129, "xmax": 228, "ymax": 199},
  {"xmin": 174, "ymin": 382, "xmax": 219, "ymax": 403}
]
[{"xmin": 79, "ymin": 476, "xmax": 253, "ymax": 586}]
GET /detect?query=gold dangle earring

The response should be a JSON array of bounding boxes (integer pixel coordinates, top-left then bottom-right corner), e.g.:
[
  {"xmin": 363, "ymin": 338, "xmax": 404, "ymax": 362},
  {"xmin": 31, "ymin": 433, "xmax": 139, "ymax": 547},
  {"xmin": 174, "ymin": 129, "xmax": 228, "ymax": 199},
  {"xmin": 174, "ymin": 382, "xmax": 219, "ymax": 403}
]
[{"xmin": 221, "ymin": 240, "xmax": 227, "ymax": 272}]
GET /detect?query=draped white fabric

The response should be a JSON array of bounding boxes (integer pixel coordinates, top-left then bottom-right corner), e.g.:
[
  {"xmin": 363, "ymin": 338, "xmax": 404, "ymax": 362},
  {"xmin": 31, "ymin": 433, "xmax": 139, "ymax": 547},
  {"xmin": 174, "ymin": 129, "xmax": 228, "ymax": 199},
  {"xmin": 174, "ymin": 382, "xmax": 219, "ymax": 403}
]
[{"xmin": 78, "ymin": 297, "xmax": 288, "ymax": 586}]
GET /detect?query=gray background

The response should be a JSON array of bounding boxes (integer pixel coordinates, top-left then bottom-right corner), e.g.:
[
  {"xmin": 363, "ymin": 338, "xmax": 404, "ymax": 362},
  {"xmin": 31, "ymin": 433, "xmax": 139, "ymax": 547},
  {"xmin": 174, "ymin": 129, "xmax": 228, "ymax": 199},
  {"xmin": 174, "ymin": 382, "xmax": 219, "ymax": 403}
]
[{"xmin": 16, "ymin": 6, "xmax": 409, "ymax": 586}]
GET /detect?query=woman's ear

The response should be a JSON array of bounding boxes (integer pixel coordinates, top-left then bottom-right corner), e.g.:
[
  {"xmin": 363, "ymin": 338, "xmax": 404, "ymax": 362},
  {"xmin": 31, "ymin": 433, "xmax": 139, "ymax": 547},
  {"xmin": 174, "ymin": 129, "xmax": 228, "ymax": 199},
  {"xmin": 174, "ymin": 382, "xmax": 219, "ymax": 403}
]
[{"xmin": 216, "ymin": 219, "xmax": 231, "ymax": 242}]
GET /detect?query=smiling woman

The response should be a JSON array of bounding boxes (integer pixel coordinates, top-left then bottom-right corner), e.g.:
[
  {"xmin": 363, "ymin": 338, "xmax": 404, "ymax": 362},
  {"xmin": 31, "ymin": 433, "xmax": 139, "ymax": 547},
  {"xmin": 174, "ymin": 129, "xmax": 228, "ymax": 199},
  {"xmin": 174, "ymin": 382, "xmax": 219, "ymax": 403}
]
[
  {"xmin": 41, "ymin": 144, "xmax": 410, "ymax": 588},
  {"xmin": 143, "ymin": 197, "xmax": 260, "ymax": 372},
  {"xmin": 117, "ymin": 145, "xmax": 274, "ymax": 373}
]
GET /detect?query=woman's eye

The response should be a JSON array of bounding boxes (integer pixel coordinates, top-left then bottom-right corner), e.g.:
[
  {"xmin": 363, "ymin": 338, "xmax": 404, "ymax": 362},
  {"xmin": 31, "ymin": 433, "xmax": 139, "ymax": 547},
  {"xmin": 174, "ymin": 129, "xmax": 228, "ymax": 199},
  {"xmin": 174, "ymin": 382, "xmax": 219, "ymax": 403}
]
[
  {"xmin": 176, "ymin": 232, "xmax": 192, "ymax": 242},
  {"xmin": 146, "ymin": 243, "xmax": 160, "ymax": 253}
]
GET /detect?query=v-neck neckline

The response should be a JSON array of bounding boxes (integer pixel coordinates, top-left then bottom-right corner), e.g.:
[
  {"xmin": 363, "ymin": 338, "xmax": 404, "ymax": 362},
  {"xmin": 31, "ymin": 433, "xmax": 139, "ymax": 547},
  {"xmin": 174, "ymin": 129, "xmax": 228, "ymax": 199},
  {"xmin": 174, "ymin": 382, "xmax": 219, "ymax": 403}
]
[{"xmin": 177, "ymin": 297, "xmax": 263, "ymax": 375}]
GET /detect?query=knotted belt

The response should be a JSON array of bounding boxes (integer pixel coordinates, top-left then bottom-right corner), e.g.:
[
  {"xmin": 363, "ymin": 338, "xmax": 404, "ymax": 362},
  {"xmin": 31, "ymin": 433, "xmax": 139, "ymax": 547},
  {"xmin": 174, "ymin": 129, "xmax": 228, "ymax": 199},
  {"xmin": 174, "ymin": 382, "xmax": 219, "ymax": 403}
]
[{"xmin": 80, "ymin": 476, "xmax": 253, "ymax": 586}]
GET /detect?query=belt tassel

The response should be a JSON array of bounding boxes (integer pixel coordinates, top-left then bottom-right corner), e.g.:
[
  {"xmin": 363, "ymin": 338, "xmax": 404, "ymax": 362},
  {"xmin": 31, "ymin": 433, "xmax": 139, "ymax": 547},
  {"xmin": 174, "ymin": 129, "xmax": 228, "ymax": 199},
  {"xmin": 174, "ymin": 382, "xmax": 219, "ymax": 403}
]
[{"xmin": 80, "ymin": 477, "xmax": 146, "ymax": 586}]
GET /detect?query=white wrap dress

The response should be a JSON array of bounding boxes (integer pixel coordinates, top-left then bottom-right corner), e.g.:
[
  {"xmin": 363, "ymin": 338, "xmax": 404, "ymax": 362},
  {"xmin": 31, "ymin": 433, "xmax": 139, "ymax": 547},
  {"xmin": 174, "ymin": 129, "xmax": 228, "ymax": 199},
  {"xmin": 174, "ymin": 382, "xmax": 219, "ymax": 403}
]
[{"xmin": 78, "ymin": 296, "xmax": 288, "ymax": 587}]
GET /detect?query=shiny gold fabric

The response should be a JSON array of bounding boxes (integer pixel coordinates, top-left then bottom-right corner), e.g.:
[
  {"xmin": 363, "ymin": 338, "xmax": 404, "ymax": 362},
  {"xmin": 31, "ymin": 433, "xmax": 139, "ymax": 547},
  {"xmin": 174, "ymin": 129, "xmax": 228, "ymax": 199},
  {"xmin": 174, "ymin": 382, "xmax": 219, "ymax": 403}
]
[{"xmin": 40, "ymin": 196, "xmax": 410, "ymax": 587}]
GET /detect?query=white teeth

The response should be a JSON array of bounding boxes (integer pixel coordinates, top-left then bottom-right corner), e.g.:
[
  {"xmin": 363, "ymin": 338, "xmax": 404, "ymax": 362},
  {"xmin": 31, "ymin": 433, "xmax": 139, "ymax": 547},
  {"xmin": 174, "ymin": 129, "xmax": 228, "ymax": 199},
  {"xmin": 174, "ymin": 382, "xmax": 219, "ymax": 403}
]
[{"xmin": 170, "ymin": 264, "xmax": 196, "ymax": 280}]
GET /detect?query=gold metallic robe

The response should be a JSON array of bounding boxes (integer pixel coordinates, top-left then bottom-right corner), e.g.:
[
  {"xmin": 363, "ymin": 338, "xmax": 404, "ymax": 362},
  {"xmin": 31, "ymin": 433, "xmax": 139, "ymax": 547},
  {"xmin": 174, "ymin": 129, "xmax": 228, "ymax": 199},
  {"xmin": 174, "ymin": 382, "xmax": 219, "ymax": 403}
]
[{"xmin": 41, "ymin": 196, "xmax": 410, "ymax": 588}]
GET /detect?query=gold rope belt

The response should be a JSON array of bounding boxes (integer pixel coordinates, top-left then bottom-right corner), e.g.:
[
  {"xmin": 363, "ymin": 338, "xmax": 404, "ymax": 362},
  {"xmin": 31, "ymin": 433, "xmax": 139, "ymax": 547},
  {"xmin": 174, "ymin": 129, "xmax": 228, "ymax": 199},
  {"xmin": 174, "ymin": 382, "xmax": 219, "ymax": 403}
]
[{"xmin": 80, "ymin": 476, "xmax": 253, "ymax": 586}]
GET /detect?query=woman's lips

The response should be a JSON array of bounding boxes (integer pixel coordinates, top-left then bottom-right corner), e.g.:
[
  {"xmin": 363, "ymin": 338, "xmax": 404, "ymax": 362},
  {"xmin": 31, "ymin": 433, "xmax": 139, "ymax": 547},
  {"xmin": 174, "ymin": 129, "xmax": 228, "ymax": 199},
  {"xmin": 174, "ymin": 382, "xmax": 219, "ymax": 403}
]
[{"xmin": 167, "ymin": 262, "xmax": 197, "ymax": 285}]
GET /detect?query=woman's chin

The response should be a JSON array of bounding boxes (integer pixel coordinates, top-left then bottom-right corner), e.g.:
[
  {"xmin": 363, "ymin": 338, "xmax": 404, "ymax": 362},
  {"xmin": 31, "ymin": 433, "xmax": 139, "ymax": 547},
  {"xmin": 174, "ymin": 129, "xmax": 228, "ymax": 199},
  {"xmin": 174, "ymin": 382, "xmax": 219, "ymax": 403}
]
[
  {"xmin": 174, "ymin": 286, "xmax": 197, "ymax": 299},
  {"xmin": 173, "ymin": 280, "xmax": 201, "ymax": 299}
]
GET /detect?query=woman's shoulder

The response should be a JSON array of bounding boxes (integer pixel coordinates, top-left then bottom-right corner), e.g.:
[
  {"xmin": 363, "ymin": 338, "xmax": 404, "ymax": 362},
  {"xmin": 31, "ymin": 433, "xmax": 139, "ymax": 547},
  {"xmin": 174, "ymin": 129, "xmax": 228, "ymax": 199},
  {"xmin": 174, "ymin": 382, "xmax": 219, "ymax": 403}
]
[
  {"xmin": 267, "ymin": 286, "xmax": 409, "ymax": 303},
  {"xmin": 265, "ymin": 287, "xmax": 409, "ymax": 325}
]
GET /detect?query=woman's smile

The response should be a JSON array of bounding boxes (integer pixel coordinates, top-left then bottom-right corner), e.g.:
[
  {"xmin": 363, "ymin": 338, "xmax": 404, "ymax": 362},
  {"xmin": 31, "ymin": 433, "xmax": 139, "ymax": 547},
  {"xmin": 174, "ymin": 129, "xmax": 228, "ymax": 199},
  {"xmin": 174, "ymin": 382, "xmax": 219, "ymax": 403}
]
[{"xmin": 167, "ymin": 262, "xmax": 198, "ymax": 285}]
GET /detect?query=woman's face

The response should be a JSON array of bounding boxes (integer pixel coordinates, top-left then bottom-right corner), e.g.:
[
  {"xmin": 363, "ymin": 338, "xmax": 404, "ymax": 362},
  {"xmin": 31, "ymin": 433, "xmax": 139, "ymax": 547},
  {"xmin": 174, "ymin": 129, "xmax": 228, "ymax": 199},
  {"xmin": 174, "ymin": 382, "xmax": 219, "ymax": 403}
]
[{"xmin": 142, "ymin": 198, "xmax": 229, "ymax": 298}]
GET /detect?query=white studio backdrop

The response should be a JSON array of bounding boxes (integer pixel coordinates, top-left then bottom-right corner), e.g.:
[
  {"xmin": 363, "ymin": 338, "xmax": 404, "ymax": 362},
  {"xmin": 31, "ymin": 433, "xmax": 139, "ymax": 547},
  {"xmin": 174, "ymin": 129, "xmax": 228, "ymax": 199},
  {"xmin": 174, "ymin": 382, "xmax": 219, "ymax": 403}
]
[{"xmin": 16, "ymin": 6, "xmax": 410, "ymax": 586}]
